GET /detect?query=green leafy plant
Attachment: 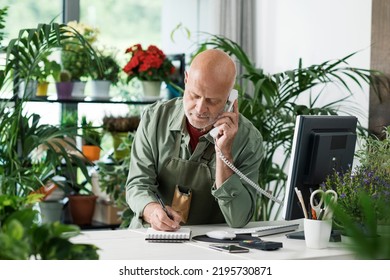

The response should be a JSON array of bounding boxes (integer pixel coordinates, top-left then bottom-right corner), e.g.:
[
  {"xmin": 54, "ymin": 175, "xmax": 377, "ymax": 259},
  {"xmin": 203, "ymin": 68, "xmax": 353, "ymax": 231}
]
[
  {"xmin": 322, "ymin": 165, "xmax": 390, "ymax": 226},
  {"xmin": 89, "ymin": 48, "xmax": 121, "ymax": 85},
  {"xmin": 34, "ymin": 55, "xmax": 61, "ymax": 83},
  {"xmin": 196, "ymin": 34, "xmax": 380, "ymax": 220},
  {"xmin": 1, "ymin": 18, "xmax": 102, "ymax": 196},
  {"xmin": 0, "ymin": 194, "xmax": 99, "ymax": 259},
  {"xmin": 97, "ymin": 133, "xmax": 135, "ymax": 228},
  {"xmin": 81, "ymin": 115, "xmax": 103, "ymax": 146},
  {"xmin": 61, "ymin": 21, "xmax": 100, "ymax": 81},
  {"xmin": 330, "ymin": 191, "xmax": 390, "ymax": 259},
  {"xmin": 356, "ymin": 126, "xmax": 390, "ymax": 172}
]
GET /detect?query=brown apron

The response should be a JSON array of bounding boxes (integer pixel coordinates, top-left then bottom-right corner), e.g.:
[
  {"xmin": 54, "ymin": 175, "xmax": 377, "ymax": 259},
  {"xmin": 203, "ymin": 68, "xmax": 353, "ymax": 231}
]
[{"xmin": 156, "ymin": 132, "xmax": 225, "ymax": 225}]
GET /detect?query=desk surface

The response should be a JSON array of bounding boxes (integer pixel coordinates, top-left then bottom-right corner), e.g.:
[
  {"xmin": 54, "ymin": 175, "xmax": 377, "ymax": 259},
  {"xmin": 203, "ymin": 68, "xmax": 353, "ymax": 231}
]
[{"xmin": 71, "ymin": 219, "xmax": 355, "ymax": 260}]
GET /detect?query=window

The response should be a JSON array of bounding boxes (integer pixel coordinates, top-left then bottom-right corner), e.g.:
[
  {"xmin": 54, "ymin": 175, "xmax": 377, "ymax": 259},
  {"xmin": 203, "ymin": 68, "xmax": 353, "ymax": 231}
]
[
  {"xmin": 1, "ymin": 0, "xmax": 199, "ymax": 126},
  {"xmin": 2, "ymin": 0, "xmax": 62, "ymax": 125}
]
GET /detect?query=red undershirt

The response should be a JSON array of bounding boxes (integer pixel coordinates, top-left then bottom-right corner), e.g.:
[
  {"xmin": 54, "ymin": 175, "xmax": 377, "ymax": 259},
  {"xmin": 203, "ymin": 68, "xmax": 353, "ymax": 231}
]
[{"xmin": 186, "ymin": 119, "xmax": 207, "ymax": 152}]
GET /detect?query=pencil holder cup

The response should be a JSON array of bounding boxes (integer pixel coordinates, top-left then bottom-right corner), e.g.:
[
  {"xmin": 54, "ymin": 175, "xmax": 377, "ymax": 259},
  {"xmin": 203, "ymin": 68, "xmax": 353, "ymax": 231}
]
[{"xmin": 304, "ymin": 218, "xmax": 332, "ymax": 249}]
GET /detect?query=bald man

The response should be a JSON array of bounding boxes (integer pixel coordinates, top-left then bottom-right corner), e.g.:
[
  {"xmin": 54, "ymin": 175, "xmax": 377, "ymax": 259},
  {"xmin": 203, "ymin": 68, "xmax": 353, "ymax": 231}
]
[{"xmin": 126, "ymin": 49, "xmax": 264, "ymax": 230}]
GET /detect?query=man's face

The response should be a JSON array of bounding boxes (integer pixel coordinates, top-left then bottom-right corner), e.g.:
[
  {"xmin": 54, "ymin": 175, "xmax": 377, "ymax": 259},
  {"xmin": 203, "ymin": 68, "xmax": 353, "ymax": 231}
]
[{"xmin": 183, "ymin": 73, "xmax": 228, "ymax": 131}]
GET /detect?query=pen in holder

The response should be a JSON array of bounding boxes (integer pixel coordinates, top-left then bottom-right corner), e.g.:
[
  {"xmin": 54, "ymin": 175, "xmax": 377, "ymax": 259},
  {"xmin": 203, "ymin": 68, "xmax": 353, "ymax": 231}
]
[{"xmin": 294, "ymin": 187, "xmax": 308, "ymax": 219}]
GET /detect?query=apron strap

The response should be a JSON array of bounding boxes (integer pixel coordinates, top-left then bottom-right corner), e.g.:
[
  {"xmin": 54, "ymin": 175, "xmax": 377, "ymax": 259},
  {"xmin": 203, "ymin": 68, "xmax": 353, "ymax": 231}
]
[
  {"xmin": 174, "ymin": 131, "xmax": 182, "ymax": 157},
  {"xmin": 199, "ymin": 142, "xmax": 215, "ymax": 164}
]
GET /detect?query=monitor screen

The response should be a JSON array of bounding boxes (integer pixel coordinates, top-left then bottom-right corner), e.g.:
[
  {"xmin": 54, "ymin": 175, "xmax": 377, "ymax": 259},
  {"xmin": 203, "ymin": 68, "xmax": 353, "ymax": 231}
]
[{"xmin": 283, "ymin": 115, "xmax": 358, "ymax": 220}]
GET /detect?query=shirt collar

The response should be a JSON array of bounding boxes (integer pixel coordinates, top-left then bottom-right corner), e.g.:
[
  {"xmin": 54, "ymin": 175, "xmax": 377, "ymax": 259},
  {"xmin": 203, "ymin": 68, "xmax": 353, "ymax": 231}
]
[
  {"xmin": 168, "ymin": 98, "xmax": 214, "ymax": 144},
  {"xmin": 168, "ymin": 98, "xmax": 185, "ymax": 132}
]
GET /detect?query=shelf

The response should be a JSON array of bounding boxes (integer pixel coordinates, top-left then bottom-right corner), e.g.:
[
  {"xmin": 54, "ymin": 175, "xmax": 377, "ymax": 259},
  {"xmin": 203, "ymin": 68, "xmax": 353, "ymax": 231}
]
[{"xmin": 6, "ymin": 95, "xmax": 160, "ymax": 105}]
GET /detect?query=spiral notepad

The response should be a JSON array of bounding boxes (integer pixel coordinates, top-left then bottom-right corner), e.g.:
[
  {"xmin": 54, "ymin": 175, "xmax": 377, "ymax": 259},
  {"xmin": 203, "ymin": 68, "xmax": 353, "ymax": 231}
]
[{"xmin": 145, "ymin": 227, "xmax": 192, "ymax": 243}]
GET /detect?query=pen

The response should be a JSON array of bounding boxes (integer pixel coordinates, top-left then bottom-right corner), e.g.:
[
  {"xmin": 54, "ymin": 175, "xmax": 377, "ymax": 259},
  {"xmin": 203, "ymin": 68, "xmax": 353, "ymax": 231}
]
[
  {"xmin": 154, "ymin": 192, "xmax": 173, "ymax": 220},
  {"xmin": 294, "ymin": 187, "xmax": 309, "ymax": 219},
  {"xmin": 311, "ymin": 207, "xmax": 317, "ymax": 220}
]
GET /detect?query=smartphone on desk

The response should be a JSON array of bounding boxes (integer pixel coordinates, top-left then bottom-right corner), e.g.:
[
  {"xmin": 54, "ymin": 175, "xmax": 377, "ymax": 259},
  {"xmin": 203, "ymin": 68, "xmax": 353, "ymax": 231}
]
[
  {"xmin": 209, "ymin": 244, "xmax": 249, "ymax": 253},
  {"xmin": 209, "ymin": 89, "xmax": 238, "ymax": 138}
]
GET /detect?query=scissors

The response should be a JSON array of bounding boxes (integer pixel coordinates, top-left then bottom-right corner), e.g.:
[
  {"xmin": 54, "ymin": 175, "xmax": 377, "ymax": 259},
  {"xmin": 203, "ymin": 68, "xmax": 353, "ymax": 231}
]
[{"xmin": 310, "ymin": 189, "xmax": 338, "ymax": 220}]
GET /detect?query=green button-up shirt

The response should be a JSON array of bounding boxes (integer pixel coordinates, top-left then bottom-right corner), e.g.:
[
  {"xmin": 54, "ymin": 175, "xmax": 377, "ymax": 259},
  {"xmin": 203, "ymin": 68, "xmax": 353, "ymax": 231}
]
[{"xmin": 126, "ymin": 97, "xmax": 264, "ymax": 228}]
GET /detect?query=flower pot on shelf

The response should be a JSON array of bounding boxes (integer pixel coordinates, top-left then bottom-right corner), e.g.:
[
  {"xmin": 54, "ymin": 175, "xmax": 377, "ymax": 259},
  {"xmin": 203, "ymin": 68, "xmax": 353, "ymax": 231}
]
[
  {"xmin": 91, "ymin": 80, "xmax": 111, "ymax": 98},
  {"xmin": 36, "ymin": 82, "xmax": 49, "ymax": 97},
  {"xmin": 141, "ymin": 80, "xmax": 162, "ymax": 98},
  {"xmin": 56, "ymin": 81, "xmax": 73, "ymax": 99},
  {"xmin": 82, "ymin": 145, "xmax": 101, "ymax": 161},
  {"xmin": 68, "ymin": 195, "xmax": 97, "ymax": 226},
  {"xmin": 72, "ymin": 81, "xmax": 87, "ymax": 98},
  {"xmin": 39, "ymin": 200, "xmax": 64, "ymax": 223}
]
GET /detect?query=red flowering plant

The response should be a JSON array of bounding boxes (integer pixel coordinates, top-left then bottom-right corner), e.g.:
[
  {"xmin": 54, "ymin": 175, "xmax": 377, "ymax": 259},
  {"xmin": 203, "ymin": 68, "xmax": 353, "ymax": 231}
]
[{"xmin": 123, "ymin": 44, "xmax": 175, "ymax": 82}]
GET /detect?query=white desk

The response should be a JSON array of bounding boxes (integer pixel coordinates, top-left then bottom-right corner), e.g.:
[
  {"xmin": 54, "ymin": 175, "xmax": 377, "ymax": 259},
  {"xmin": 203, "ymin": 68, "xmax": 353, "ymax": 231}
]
[{"xmin": 71, "ymin": 219, "xmax": 355, "ymax": 260}]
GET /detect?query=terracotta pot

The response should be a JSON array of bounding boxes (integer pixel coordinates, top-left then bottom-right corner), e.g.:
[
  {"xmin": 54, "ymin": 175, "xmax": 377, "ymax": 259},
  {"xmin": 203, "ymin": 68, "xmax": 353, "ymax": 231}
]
[
  {"xmin": 82, "ymin": 145, "xmax": 101, "ymax": 161},
  {"xmin": 68, "ymin": 195, "xmax": 97, "ymax": 225}
]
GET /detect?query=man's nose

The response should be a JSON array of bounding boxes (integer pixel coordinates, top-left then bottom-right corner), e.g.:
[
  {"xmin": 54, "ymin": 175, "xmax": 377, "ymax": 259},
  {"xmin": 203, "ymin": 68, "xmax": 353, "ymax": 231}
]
[{"xmin": 196, "ymin": 99, "xmax": 208, "ymax": 115}]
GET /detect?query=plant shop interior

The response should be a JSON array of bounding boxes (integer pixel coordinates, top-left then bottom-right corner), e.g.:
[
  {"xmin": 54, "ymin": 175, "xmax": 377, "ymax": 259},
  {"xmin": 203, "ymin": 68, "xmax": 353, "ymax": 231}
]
[{"xmin": 0, "ymin": 0, "xmax": 389, "ymax": 266}]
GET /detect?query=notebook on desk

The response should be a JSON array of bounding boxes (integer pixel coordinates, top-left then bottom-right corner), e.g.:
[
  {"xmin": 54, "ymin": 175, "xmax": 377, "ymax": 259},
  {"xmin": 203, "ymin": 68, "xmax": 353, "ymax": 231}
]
[{"xmin": 145, "ymin": 227, "xmax": 192, "ymax": 243}]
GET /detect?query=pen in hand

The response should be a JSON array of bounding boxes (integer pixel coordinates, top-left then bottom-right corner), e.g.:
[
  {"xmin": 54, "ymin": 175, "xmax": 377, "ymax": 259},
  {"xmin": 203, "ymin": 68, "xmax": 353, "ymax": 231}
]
[{"xmin": 154, "ymin": 192, "xmax": 174, "ymax": 220}]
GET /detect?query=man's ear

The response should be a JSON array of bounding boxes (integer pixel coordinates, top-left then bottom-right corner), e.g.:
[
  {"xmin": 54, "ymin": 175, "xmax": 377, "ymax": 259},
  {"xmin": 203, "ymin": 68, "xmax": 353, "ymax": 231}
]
[{"xmin": 184, "ymin": 71, "xmax": 188, "ymax": 84}]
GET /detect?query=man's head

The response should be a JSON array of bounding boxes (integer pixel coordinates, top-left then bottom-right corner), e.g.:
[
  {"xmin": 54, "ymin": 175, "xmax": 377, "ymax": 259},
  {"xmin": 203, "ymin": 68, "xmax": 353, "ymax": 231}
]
[{"xmin": 183, "ymin": 49, "xmax": 236, "ymax": 131}]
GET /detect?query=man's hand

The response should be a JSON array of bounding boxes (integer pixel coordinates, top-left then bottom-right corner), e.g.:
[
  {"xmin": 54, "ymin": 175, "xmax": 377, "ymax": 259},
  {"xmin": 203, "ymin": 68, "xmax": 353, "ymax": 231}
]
[
  {"xmin": 213, "ymin": 99, "xmax": 239, "ymax": 155},
  {"xmin": 213, "ymin": 100, "xmax": 239, "ymax": 188},
  {"xmin": 143, "ymin": 202, "xmax": 182, "ymax": 231}
]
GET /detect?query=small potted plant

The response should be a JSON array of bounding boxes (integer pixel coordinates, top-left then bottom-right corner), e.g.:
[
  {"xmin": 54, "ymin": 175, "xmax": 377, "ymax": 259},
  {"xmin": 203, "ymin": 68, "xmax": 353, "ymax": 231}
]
[
  {"xmin": 55, "ymin": 69, "xmax": 73, "ymax": 99},
  {"xmin": 35, "ymin": 56, "xmax": 61, "ymax": 97},
  {"xmin": 122, "ymin": 44, "xmax": 175, "ymax": 97},
  {"xmin": 102, "ymin": 115, "xmax": 140, "ymax": 160},
  {"xmin": 61, "ymin": 21, "xmax": 99, "ymax": 96},
  {"xmin": 81, "ymin": 115, "xmax": 103, "ymax": 162},
  {"xmin": 89, "ymin": 48, "xmax": 121, "ymax": 97},
  {"xmin": 321, "ymin": 126, "xmax": 390, "ymax": 258}
]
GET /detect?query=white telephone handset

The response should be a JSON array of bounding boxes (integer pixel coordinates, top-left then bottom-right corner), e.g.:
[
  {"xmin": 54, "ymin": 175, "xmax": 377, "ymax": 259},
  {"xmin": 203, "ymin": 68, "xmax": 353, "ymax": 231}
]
[
  {"xmin": 209, "ymin": 89, "xmax": 238, "ymax": 138},
  {"xmin": 208, "ymin": 89, "xmax": 283, "ymax": 205}
]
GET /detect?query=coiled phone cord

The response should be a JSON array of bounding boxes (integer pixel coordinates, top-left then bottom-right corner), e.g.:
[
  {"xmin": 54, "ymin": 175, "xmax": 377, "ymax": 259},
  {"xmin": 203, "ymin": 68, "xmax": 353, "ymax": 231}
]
[{"xmin": 216, "ymin": 148, "xmax": 284, "ymax": 205}]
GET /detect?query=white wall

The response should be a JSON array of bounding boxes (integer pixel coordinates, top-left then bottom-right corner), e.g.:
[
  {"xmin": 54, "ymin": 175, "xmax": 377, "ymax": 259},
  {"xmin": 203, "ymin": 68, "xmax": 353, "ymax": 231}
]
[
  {"xmin": 161, "ymin": 0, "xmax": 218, "ymax": 55},
  {"xmin": 256, "ymin": 0, "xmax": 372, "ymax": 128}
]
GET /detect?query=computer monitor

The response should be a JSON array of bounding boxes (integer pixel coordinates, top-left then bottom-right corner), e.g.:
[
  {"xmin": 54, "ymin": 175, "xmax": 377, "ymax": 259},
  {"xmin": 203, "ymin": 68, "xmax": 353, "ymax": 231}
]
[{"xmin": 283, "ymin": 115, "xmax": 358, "ymax": 220}]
